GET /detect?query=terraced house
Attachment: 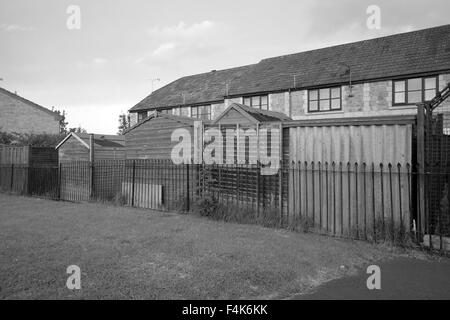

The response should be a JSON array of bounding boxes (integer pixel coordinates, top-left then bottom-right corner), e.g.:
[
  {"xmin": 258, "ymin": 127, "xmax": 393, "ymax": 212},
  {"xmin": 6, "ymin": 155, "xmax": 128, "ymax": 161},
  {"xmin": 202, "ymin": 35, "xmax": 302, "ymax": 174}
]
[{"xmin": 129, "ymin": 24, "xmax": 450, "ymax": 128}]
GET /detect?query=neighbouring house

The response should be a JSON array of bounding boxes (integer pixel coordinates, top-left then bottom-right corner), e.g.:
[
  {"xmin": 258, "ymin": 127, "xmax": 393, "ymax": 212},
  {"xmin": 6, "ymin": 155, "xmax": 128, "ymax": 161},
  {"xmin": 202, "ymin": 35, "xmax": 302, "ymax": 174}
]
[
  {"xmin": 56, "ymin": 132, "xmax": 125, "ymax": 163},
  {"xmin": 129, "ymin": 24, "xmax": 450, "ymax": 129},
  {"xmin": 0, "ymin": 87, "xmax": 62, "ymax": 134},
  {"xmin": 122, "ymin": 25, "xmax": 450, "ymax": 242}
]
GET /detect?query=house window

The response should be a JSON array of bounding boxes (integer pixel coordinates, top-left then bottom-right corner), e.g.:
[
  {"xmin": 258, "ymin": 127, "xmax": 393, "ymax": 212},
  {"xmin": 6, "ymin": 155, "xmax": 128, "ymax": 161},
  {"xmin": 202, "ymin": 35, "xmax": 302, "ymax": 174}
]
[
  {"xmin": 308, "ymin": 87, "xmax": 341, "ymax": 112},
  {"xmin": 393, "ymin": 76, "xmax": 438, "ymax": 105},
  {"xmin": 191, "ymin": 105, "xmax": 211, "ymax": 120},
  {"xmin": 160, "ymin": 108, "xmax": 173, "ymax": 115},
  {"xmin": 243, "ymin": 95, "xmax": 269, "ymax": 110},
  {"xmin": 137, "ymin": 111, "xmax": 148, "ymax": 122}
]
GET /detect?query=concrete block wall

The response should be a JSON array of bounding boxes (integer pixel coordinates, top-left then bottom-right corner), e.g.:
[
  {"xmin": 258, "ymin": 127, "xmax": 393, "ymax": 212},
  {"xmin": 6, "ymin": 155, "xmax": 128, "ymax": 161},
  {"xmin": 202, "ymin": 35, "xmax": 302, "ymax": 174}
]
[
  {"xmin": 269, "ymin": 92, "xmax": 290, "ymax": 115},
  {"xmin": 129, "ymin": 73, "xmax": 450, "ymax": 123},
  {"xmin": 129, "ymin": 112, "xmax": 138, "ymax": 127},
  {"xmin": 0, "ymin": 90, "xmax": 60, "ymax": 134},
  {"xmin": 211, "ymin": 102, "xmax": 225, "ymax": 119}
]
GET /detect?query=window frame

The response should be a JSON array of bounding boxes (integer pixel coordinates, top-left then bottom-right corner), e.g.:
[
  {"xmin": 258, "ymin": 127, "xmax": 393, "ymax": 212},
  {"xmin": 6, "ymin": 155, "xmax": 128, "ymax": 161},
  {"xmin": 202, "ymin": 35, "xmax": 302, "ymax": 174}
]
[
  {"xmin": 392, "ymin": 76, "xmax": 438, "ymax": 106},
  {"xmin": 307, "ymin": 87, "xmax": 342, "ymax": 113},
  {"xmin": 137, "ymin": 111, "xmax": 148, "ymax": 122},
  {"xmin": 191, "ymin": 105, "xmax": 211, "ymax": 120},
  {"xmin": 243, "ymin": 95, "xmax": 269, "ymax": 110}
]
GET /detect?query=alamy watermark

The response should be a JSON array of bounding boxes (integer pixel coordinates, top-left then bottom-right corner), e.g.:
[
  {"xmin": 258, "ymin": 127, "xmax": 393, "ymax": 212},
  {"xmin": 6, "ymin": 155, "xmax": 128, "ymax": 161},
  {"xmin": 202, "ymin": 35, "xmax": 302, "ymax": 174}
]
[
  {"xmin": 366, "ymin": 5, "xmax": 381, "ymax": 30},
  {"xmin": 66, "ymin": 5, "xmax": 81, "ymax": 30},
  {"xmin": 366, "ymin": 265, "xmax": 381, "ymax": 290},
  {"xmin": 66, "ymin": 265, "xmax": 81, "ymax": 290},
  {"xmin": 170, "ymin": 122, "xmax": 280, "ymax": 175}
]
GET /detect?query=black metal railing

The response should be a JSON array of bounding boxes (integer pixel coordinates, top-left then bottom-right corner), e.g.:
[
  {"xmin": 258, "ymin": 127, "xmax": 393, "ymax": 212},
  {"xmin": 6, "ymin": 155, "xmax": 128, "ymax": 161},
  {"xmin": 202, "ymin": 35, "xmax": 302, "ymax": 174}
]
[{"xmin": 2, "ymin": 159, "xmax": 449, "ymax": 247}]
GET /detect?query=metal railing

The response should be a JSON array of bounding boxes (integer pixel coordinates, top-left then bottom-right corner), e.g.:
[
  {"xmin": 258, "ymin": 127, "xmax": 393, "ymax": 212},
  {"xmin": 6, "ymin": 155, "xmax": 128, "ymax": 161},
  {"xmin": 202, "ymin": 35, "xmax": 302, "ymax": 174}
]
[{"xmin": 2, "ymin": 159, "xmax": 449, "ymax": 247}]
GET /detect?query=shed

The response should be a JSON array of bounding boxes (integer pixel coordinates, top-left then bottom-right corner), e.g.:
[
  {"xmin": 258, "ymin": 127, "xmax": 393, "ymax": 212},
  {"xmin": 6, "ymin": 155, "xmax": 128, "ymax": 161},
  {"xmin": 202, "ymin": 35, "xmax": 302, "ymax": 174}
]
[
  {"xmin": 56, "ymin": 133, "xmax": 125, "ymax": 163},
  {"xmin": 124, "ymin": 111, "xmax": 198, "ymax": 160},
  {"xmin": 207, "ymin": 103, "xmax": 291, "ymax": 166}
]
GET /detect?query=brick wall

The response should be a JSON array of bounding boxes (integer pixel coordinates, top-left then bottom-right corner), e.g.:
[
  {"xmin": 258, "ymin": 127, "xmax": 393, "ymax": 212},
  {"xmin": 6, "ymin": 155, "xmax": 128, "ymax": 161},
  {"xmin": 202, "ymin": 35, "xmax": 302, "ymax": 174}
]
[{"xmin": 0, "ymin": 90, "xmax": 60, "ymax": 134}]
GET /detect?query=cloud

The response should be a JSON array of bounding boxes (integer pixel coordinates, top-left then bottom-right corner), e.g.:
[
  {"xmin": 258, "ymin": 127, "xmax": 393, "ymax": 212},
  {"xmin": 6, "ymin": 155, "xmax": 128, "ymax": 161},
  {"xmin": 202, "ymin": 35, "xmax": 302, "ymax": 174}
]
[
  {"xmin": 93, "ymin": 58, "xmax": 108, "ymax": 65},
  {"xmin": 148, "ymin": 20, "xmax": 215, "ymax": 40},
  {"xmin": 0, "ymin": 23, "xmax": 35, "ymax": 32},
  {"xmin": 136, "ymin": 20, "xmax": 224, "ymax": 67},
  {"xmin": 152, "ymin": 43, "xmax": 177, "ymax": 57}
]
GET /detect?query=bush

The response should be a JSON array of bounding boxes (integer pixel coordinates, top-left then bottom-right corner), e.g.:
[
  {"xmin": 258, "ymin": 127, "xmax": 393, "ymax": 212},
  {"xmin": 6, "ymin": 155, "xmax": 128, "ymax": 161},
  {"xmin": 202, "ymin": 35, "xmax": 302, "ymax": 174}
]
[
  {"xmin": 0, "ymin": 131, "xmax": 66, "ymax": 147},
  {"xmin": 373, "ymin": 217, "xmax": 412, "ymax": 247},
  {"xmin": 192, "ymin": 194, "xmax": 283, "ymax": 229}
]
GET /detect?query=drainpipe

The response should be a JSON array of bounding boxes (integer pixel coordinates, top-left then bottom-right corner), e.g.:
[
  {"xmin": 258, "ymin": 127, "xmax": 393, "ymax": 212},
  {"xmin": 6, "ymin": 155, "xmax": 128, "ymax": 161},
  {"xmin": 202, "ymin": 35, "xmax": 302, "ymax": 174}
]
[{"xmin": 288, "ymin": 88, "xmax": 292, "ymax": 118}]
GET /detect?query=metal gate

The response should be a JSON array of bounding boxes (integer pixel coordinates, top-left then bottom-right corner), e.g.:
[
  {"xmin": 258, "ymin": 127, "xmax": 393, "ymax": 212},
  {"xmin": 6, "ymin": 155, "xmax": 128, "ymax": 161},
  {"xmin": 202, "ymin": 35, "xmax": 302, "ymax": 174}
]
[{"xmin": 417, "ymin": 82, "xmax": 450, "ymax": 251}]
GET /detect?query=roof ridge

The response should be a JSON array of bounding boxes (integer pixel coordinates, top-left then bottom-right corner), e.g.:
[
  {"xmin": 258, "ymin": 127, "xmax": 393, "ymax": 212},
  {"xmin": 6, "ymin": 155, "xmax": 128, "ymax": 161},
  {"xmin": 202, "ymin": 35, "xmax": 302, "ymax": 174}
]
[{"xmin": 260, "ymin": 24, "xmax": 450, "ymax": 63}]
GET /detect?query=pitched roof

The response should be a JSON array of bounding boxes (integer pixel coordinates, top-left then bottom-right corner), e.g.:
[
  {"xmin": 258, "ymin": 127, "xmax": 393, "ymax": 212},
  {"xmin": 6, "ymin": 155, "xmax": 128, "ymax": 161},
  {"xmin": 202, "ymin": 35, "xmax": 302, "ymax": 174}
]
[
  {"xmin": 213, "ymin": 103, "xmax": 291, "ymax": 124},
  {"xmin": 131, "ymin": 65, "xmax": 253, "ymax": 111},
  {"xmin": 55, "ymin": 132, "xmax": 125, "ymax": 149},
  {"xmin": 130, "ymin": 24, "xmax": 450, "ymax": 112},
  {"xmin": 124, "ymin": 110, "xmax": 199, "ymax": 134},
  {"xmin": 0, "ymin": 87, "xmax": 63, "ymax": 121}
]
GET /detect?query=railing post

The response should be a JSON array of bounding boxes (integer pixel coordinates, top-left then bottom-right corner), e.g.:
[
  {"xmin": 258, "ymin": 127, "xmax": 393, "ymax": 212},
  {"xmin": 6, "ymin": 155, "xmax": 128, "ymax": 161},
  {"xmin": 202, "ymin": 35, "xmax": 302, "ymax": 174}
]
[
  {"xmin": 58, "ymin": 162, "xmax": 62, "ymax": 200},
  {"xmin": 90, "ymin": 162, "xmax": 95, "ymax": 200},
  {"xmin": 256, "ymin": 161, "xmax": 260, "ymax": 218},
  {"xmin": 131, "ymin": 160, "xmax": 136, "ymax": 207},
  {"xmin": 10, "ymin": 163, "xmax": 14, "ymax": 192},
  {"xmin": 279, "ymin": 160, "xmax": 283, "ymax": 227},
  {"xmin": 186, "ymin": 163, "xmax": 190, "ymax": 211}
]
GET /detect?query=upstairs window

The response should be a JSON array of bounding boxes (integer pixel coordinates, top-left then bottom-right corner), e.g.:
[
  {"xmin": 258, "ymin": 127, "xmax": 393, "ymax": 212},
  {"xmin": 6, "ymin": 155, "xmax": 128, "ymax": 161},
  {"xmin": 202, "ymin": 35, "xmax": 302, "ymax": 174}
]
[
  {"xmin": 393, "ymin": 76, "xmax": 438, "ymax": 105},
  {"xmin": 137, "ymin": 111, "xmax": 148, "ymax": 122},
  {"xmin": 308, "ymin": 87, "xmax": 341, "ymax": 112},
  {"xmin": 191, "ymin": 105, "xmax": 211, "ymax": 120},
  {"xmin": 160, "ymin": 108, "xmax": 173, "ymax": 115},
  {"xmin": 243, "ymin": 95, "xmax": 269, "ymax": 110}
]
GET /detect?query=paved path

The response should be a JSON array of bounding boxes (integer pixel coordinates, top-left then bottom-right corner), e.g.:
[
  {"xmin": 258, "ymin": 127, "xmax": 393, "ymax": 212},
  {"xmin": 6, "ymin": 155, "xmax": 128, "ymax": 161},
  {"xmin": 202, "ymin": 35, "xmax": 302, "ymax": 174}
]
[{"xmin": 295, "ymin": 257, "xmax": 450, "ymax": 300}]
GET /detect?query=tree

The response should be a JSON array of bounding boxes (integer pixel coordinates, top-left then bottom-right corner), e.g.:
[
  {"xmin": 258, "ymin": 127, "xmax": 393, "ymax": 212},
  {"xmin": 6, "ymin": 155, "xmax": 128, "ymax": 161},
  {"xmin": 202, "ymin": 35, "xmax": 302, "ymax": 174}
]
[
  {"xmin": 117, "ymin": 112, "xmax": 130, "ymax": 135},
  {"xmin": 53, "ymin": 108, "xmax": 69, "ymax": 134},
  {"xmin": 69, "ymin": 126, "xmax": 87, "ymax": 134},
  {"xmin": 0, "ymin": 131, "xmax": 65, "ymax": 147},
  {"xmin": 0, "ymin": 131, "xmax": 15, "ymax": 145}
]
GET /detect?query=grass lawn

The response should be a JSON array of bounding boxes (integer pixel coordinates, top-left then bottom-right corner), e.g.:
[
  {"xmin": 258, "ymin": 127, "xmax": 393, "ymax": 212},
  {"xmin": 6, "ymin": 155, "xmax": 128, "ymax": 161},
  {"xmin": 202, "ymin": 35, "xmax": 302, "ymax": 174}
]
[{"xmin": 0, "ymin": 193, "xmax": 414, "ymax": 299}]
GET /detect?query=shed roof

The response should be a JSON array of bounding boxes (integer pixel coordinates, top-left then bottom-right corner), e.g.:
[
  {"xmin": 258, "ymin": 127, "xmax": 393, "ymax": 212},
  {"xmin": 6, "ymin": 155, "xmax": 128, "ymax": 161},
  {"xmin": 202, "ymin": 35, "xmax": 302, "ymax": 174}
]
[
  {"xmin": 213, "ymin": 103, "xmax": 291, "ymax": 125},
  {"xmin": 55, "ymin": 132, "xmax": 125, "ymax": 150},
  {"xmin": 124, "ymin": 110, "xmax": 200, "ymax": 134},
  {"xmin": 131, "ymin": 24, "xmax": 450, "ymax": 112}
]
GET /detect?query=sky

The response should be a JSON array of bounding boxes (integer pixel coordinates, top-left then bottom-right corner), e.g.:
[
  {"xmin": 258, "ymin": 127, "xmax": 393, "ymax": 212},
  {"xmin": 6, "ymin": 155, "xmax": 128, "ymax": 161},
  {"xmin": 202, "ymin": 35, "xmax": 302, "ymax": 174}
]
[{"xmin": 0, "ymin": 0, "xmax": 449, "ymax": 134}]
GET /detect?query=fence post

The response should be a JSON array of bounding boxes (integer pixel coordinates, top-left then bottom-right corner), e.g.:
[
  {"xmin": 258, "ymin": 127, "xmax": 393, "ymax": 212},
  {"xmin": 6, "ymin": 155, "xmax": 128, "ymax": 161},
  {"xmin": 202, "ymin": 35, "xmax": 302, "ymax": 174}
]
[
  {"xmin": 416, "ymin": 103, "xmax": 425, "ymax": 240},
  {"xmin": 186, "ymin": 163, "xmax": 190, "ymax": 211}
]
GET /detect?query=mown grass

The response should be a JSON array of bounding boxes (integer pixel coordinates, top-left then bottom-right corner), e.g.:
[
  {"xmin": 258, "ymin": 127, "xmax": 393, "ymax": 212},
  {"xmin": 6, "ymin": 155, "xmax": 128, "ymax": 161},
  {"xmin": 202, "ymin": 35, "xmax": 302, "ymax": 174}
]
[{"xmin": 0, "ymin": 193, "xmax": 402, "ymax": 299}]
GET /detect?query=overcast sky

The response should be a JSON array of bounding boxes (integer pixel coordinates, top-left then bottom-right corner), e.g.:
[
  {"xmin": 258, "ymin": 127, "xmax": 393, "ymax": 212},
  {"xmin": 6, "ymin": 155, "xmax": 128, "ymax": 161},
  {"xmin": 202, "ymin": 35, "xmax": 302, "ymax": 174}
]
[{"xmin": 0, "ymin": 0, "xmax": 449, "ymax": 134}]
